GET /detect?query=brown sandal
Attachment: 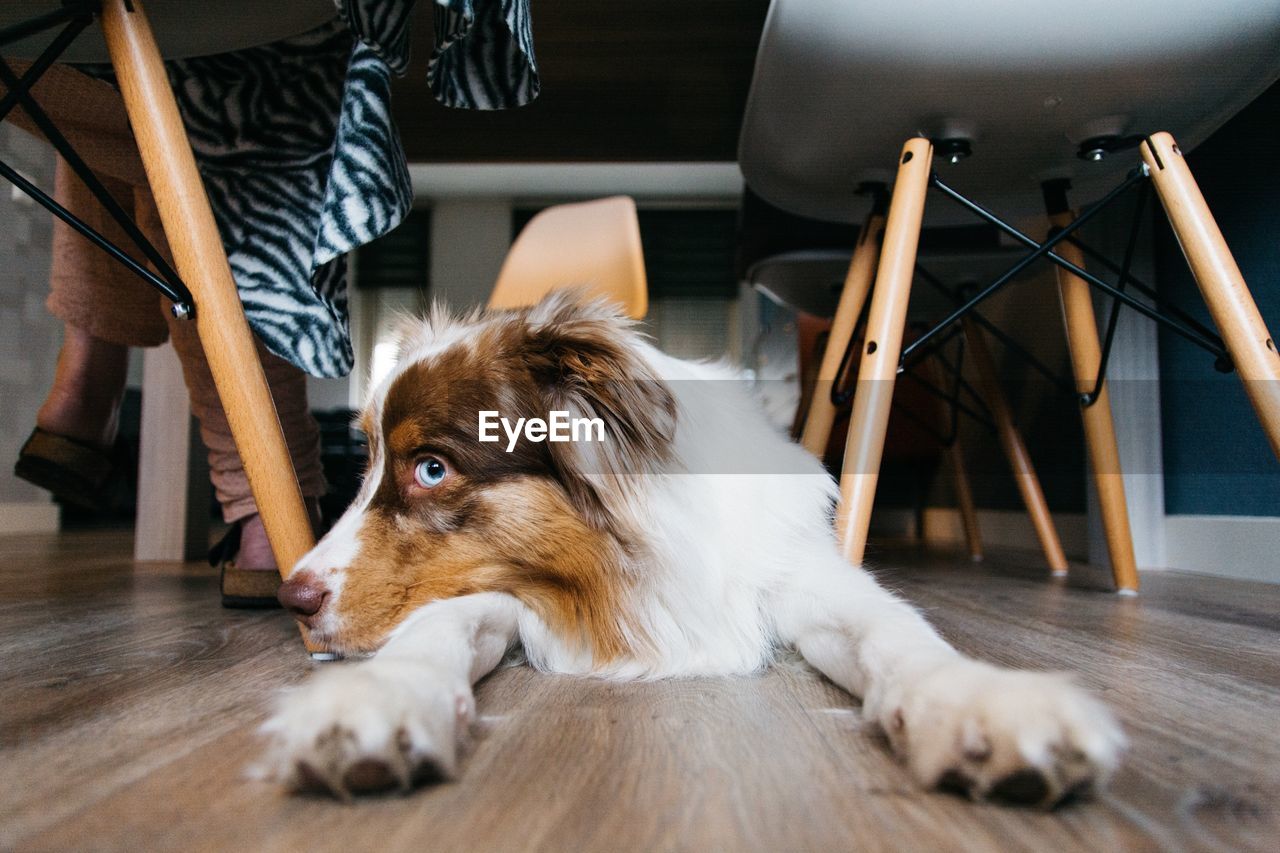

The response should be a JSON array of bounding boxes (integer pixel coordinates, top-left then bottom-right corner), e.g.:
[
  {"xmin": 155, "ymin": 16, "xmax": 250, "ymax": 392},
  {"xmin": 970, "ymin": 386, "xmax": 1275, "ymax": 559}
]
[
  {"xmin": 210, "ymin": 522, "xmax": 283, "ymax": 609},
  {"xmin": 14, "ymin": 427, "xmax": 114, "ymax": 512}
]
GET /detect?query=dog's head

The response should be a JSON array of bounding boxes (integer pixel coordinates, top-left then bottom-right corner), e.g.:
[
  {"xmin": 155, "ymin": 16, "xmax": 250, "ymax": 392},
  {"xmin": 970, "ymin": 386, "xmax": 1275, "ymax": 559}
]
[{"xmin": 280, "ymin": 291, "xmax": 677, "ymax": 657}]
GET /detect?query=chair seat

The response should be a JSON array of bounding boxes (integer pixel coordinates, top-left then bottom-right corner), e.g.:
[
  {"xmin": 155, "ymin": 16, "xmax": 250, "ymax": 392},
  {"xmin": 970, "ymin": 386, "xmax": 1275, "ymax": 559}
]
[
  {"xmin": 738, "ymin": 0, "xmax": 1280, "ymax": 223},
  {"xmin": 2, "ymin": 0, "xmax": 337, "ymax": 62},
  {"xmin": 490, "ymin": 196, "xmax": 649, "ymax": 320},
  {"xmin": 750, "ymin": 251, "xmax": 852, "ymax": 319}
]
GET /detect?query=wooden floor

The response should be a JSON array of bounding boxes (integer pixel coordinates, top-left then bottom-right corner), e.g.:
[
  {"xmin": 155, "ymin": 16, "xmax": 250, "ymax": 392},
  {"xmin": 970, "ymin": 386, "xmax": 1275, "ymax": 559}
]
[{"xmin": 2, "ymin": 530, "xmax": 1278, "ymax": 852}]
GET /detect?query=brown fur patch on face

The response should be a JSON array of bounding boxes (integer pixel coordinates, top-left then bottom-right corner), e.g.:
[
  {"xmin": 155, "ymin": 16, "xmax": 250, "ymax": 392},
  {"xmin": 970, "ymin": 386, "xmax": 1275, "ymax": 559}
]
[
  {"xmin": 323, "ymin": 294, "xmax": 674, "ymax": 660},
  {"xmin": 333, "ymin": 477, "xmax": 635, "ymax": 658}
]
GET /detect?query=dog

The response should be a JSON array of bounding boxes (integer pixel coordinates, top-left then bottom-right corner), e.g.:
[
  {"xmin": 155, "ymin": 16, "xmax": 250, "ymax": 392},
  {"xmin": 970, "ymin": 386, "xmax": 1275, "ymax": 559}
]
[{"xmin": 260, "ymin": 291, "xmax": 1124, "ymax": 805}]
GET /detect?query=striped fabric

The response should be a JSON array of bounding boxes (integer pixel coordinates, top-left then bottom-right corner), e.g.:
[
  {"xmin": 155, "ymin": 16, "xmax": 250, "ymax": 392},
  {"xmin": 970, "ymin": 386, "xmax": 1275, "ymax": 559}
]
[
  {"xmin": 90, "ymin": 1, "xmax": 538, "ymax": 377},
  {"xmin": 429, "ymin": 0, "xmax": 540, "ymax": 109},
  {"xmin": 336, "ymin": 0, "xmax": 417, "ymax": 75}
]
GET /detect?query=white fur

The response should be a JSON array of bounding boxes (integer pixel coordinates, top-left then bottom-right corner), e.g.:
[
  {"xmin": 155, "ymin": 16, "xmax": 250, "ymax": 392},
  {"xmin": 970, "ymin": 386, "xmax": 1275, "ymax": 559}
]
[
  {"xmin": 288, "ymin": 421, "xmax": 381, "ymax": 642},
  {"xmin": 266, "ymin": 303, "xmax": 1125, "ymax": 803},
  {"xmin": 258, "ymin": 593, "xmax": 520, "ymax": 794}
]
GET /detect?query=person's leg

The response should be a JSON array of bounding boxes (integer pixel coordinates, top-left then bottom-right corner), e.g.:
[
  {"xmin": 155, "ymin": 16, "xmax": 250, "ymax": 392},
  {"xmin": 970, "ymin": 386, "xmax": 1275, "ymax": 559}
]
[
  {"xmin": 36, "ymin": 327, "xmax": 129, "ymax": 449},
  {"xmin": 39, "ymin": 159, "xmax": 168, "ymax": 447},
  {"xmin": 164, "ymin": 299, "xmax": 326, "ymax": 570},
  {"xmin": 7, "ymin": 63, "xmax": 164, "ymax": 506},
  {"xmin": 11, "ymin": 61, "xmax": 167, "ymax": 449},
  {"xmin": 15, "ymin": 62, "xmax": 327, "ymax": 577},
  {"xmin": 16, "ymin": 157, "xmax": 169, "ymax": 509}
]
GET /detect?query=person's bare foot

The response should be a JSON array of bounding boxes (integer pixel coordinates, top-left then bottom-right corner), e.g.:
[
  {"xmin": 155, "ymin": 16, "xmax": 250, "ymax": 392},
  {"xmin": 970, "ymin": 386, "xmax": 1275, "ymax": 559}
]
[
  {"xmin": 236, "ymin": 514, "xmax": 277, "ymax": 570},
  {"xmin": 36, "ymin": 326, "xmax": 128, "ymax": 448},
  {"xmin": 235, "ymin": 500, "xmax": 325, "ymax": 571}
]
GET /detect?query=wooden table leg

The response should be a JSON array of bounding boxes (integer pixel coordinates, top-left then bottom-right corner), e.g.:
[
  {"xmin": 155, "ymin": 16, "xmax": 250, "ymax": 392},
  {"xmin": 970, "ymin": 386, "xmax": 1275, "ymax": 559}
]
[
  {"xmin": 1141, "ymin": 132, "xmax": 1280, "ymax": 461},
  {"xmin": 962, "ymin": 318, "xmax": 1070, "ymax": 575},
  {"xmin": 100, "ymin": 0, "xmax": 322, "ymax": 650},
  {"xmin": 800, "ymin": 201, "xmax": 886, "ymax": 457},
  {"xmin": 1044, "ymin": 190, "xmax": 1139, "ymax": 593},
  {"xmin": 835, "ymin": 139, "xmax": 932, "ymax": 565}
]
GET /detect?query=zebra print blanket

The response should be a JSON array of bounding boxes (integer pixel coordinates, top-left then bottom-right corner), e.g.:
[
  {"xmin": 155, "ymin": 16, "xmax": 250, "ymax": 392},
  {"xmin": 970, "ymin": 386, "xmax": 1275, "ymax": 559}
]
[{"xmin": 163, "ymin": 0, "xmax": 539, "ymax": 377}]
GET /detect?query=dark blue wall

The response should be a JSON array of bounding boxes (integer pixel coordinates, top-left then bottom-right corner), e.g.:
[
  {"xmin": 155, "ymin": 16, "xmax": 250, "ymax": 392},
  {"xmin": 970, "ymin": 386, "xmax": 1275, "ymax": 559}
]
[{"xmin": 1157, "ymin": 82, "xmax": 1280, "ymax": 516}]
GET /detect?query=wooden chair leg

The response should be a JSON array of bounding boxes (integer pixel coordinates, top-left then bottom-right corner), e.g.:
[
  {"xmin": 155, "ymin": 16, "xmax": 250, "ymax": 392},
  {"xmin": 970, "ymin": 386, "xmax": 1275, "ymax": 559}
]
[
  {"xmin": 948, "ymin": 440, "xmax": 983, "ymax": 562},
  {"xmin": 800, "ymin": 202, "xmax": 886, "ymax": 457},
  {"xmin": 101, "ymin": 1, "xmax": 321, "ymax": 648},
  {"xmin": 962, "ymin": 318, "xmax": 1070, "ymax": 574},
  {"xmin": 1045, "ymin": 200, "xmax": 1139, "ymax": 593},
  {"xmin": 835, "ymin": 138, "xmax": 932, "ymax": 564},
  {"xmin": 1141, "ymin": 132, "xmax": 1280, "ymax": 460}
]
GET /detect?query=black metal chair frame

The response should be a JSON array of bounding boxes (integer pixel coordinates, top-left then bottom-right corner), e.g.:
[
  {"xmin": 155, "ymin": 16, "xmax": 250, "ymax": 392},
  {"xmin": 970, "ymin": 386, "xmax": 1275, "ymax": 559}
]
[
  {"xmin": 829, "ymin": 153, "xmax": 1233, "ymax": 431},
  {"xmin": 0, "ymin": 0, "xmax": 194, "ymax": 316}
]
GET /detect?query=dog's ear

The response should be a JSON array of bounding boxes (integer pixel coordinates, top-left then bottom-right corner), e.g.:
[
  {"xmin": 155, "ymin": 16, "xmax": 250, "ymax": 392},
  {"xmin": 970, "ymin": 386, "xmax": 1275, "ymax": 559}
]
[{"xmin": 520, "ymin": 292, "xmax": 677, "ymax": 532}]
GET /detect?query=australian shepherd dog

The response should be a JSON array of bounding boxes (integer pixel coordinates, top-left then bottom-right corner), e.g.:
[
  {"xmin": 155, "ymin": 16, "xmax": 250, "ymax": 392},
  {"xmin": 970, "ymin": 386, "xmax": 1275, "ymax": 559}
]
[{"xmin": 260, "ymin": 291, "xmax": 1123, "ymax": 806}]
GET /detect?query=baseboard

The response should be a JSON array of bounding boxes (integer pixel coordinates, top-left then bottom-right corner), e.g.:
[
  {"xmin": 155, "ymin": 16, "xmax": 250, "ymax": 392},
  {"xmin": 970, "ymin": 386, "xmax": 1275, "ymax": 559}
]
[
  {"xmin": 0, "ymin": 501, "xmax": 60, "ymax": 535},
  {"xmin": 871, "ymin": 507, "xmax": 1089, "ymax": 560},
  {"xmin": 1164, "ymin": 515, "xmax": 1280, "ymax": 583}
]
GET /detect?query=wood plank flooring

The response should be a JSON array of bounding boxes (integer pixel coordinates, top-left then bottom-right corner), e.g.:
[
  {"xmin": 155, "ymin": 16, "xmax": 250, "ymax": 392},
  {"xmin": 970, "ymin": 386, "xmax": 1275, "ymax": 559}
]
[{"xmin": 1, "ymin": 530, "xmax": 1278, "ymax": 852}]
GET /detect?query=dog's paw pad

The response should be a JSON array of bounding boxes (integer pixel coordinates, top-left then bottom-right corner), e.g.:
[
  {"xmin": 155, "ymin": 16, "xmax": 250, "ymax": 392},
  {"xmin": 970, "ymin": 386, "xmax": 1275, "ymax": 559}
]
[
  {"xmin": 258, "ymin": 663, "xmax": 468, "ymax": 799},
  {"xmin": 410, "ymin": 756, "xmax": 450, "ymax": 786},
  {"xmin": 879, "ymin": 661, "xmax": 1126, "ymax": 808},
  {"xmin": 936, "ymin": 769, "xmax": 977, "ymax": 798},
  {"xmin": 343, "ymin": 758, "xmax": 400, "ymax": 794},
  {"xmin": 987, "ymin": 769, "xmax": 1050, "ymax": 806},
  {"xmin": 295, "ymin": 761, "xmax": 336, "ymax": 796}
]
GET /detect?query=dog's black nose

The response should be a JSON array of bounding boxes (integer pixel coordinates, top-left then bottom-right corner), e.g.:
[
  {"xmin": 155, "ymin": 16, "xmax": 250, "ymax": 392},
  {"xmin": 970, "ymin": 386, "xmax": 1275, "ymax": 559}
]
[{"xmin": 278, "ymin": 572, "xmax": 329, "ymax": 619}]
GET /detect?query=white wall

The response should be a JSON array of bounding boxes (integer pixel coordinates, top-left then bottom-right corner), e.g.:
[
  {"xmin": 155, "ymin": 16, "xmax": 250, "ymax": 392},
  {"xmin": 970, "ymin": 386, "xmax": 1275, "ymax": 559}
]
[
  {"xmin": 428, "ymin": 199, "xmax": 513, "ymax": 310},
  {"xmin": 0, "ymin": 126, "xmax": 61, "ymax": 533},
  {"xmin": 1164, "ymin": 516, "xmax": 1280, "ymax": 583},
  {"xmin": 1081, "ymin": 194, "xmax": 1167, "ymax": 571}
]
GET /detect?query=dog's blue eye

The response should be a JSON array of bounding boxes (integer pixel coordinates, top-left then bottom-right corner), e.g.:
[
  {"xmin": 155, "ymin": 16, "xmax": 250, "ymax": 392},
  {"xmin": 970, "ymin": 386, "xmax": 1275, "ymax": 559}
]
[{"xmin": 414, "ymin": 457, "xmax": 447, "ymax": 488}]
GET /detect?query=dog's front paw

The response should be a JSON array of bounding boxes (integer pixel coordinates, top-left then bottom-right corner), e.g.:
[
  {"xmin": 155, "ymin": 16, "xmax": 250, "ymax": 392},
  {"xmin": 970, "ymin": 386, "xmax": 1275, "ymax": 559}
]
[
  {"xmin": 256, "ymin": 660, "xmax": 473, "ymax": 798},
  {"xmin": 872, "ymin": 660, "xmax": 1125, "ymax": 807}
]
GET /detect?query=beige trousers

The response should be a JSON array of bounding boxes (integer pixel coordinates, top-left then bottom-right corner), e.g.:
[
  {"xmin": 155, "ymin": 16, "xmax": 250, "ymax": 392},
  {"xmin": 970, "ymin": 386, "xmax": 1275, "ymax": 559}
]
[{"xmin": 7, "ymin": 63, "xmax": 325, "ymax": 522}]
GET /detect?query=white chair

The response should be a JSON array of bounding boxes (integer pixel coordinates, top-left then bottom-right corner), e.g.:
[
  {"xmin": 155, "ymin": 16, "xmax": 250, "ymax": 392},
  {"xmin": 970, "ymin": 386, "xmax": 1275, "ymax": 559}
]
[{"xmin": 739, "ymin": 0, "xmax": 1280, "ymax": 592}]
